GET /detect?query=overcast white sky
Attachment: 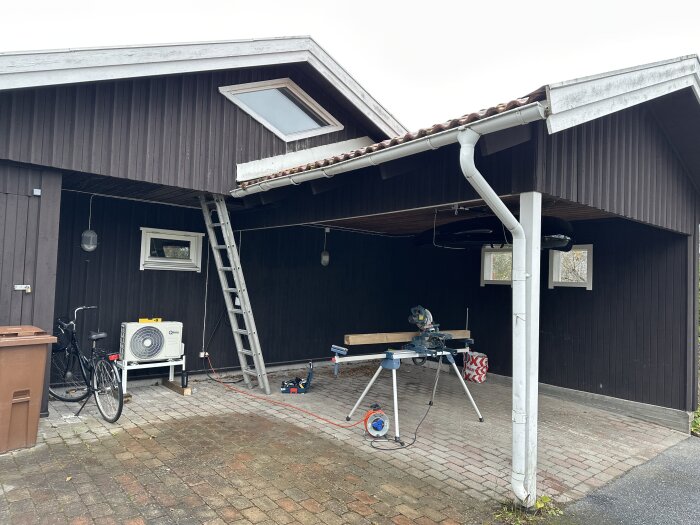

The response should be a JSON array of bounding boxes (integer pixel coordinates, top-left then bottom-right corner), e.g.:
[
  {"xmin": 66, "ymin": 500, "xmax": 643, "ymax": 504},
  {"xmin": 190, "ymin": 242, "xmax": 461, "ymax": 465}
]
[{"xmin": 2, "ymin": 0, "xmax": 699, "ymax": 131}]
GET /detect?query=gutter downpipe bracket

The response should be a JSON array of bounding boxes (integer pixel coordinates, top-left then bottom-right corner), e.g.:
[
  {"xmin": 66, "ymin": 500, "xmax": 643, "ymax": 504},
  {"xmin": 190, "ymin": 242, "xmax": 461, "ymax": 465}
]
[{"xmin": 457, "ymin": 126, "xmax": 531, "ymax": 506}]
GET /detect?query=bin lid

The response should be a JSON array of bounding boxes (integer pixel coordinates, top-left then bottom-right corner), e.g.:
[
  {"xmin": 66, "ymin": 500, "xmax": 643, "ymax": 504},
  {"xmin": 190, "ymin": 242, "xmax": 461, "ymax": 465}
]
[{"xmin": 0, "ymin": 325, "xmax": 57, "ymax": 347}]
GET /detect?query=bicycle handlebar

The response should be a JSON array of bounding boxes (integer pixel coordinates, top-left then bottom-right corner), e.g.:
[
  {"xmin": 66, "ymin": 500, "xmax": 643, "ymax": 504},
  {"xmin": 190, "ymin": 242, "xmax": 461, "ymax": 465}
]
[{"xmin": 72, "ymin": 305, "xmax": 97, "ymax": 322}]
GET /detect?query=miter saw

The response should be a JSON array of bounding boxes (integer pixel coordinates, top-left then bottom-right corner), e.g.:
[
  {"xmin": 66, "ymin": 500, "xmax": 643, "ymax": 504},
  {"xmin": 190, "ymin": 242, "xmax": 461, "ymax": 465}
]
[
  {"xmin": 404, "ymin": 305, "xmax": 454, "ymax": 354},
  {"xmin": 403, "ymin": 306, "xmax": 473, "ymax": 365}
]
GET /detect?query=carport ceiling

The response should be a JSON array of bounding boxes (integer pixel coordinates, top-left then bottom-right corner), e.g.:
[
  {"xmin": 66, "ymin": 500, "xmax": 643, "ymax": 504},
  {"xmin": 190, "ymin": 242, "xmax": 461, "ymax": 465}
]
[
  {"xmin": 62, "ymin": 171, "xmax": 205, "ymax": 208},
  {"xmin": 319, "ymin": 196, "xmax": 613, "ymax": 235}
]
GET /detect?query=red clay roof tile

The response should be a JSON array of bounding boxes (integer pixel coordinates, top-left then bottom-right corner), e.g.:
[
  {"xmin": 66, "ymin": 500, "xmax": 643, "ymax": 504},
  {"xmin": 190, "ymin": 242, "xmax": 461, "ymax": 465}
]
[{"xmin": 238, "ymin": 86, "xmax": 547, "ymax": 189}]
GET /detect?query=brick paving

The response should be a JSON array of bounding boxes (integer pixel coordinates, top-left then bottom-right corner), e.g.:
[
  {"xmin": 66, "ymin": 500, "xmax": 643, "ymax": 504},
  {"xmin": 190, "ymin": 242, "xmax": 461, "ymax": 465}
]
[{"xmin": 0, "ymin": 362, "xmax": 688, "ymax": 524}]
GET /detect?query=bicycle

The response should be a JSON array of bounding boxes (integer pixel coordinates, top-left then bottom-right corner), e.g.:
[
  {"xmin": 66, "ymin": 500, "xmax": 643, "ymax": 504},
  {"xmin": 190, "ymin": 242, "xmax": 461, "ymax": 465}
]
[{"xmin": 49, "ymin": 306, "xmax": 124, "ymax": 423}]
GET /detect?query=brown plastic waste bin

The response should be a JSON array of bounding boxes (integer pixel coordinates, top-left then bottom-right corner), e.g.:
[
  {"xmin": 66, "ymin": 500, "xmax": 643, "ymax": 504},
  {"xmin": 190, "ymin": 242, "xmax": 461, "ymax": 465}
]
[{"xmin": 0, "ymin": 326, "xmax": 56, "ymax": 454}]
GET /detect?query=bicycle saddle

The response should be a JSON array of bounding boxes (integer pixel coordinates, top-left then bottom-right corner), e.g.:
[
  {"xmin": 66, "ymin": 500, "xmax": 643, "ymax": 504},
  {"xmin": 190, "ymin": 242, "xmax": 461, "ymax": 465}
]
[{"xmin": 89, "ymin": 331, "xmax": 108, "ymax": 341}]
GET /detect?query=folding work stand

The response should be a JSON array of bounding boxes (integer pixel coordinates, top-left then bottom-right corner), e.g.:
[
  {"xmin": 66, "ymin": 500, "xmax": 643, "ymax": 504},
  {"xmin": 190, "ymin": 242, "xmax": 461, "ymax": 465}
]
[{"xmin": 334, "ymin": 348, "xmax": 483, "ymax": 444}]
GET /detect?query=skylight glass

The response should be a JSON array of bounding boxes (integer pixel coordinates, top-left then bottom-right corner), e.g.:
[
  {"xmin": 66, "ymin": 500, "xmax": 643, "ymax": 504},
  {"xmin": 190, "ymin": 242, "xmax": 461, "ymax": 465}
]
[
  {"xmin": 219, "ymin": 79, "xmax": 343, "ymax": 142},
  {"xmin": 234, "ymin": 87, "xmax": 326, "ymax": 135}
]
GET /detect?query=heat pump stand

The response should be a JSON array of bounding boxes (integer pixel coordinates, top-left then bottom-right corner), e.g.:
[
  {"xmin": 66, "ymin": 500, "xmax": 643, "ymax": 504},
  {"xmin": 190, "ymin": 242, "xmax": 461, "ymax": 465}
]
[{"xmin": 115, "ymin": 352, "xmax": 185, "ymax": 394}]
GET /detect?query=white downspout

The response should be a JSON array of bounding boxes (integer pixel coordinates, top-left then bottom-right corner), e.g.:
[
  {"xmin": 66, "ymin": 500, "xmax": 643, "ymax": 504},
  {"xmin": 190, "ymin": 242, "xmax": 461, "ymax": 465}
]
[{"xmin": 458, "ymin": 128, "xmax": 529, "ymax": 504}]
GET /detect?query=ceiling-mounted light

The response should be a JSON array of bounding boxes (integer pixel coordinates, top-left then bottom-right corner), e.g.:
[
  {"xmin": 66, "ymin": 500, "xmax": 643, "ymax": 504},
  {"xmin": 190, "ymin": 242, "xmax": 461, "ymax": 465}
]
[
  {"xmin": 321, "ymin": 227, "xmax": 330, "ymax": 266},
  {"xmin": 81, "ymin": 195, "xmax": 98, "ymax": 252}
]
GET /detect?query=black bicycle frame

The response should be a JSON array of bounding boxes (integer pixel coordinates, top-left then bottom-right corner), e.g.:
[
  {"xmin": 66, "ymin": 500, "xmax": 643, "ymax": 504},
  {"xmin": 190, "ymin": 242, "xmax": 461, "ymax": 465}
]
[{"xmin": 61, "ymin": 329, "xmax": 93, "ymax": 385}]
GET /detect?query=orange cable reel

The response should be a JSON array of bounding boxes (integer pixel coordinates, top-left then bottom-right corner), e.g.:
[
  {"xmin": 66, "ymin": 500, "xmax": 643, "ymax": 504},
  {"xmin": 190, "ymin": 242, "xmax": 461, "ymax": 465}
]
[{"xmin": 362, "ymin": 404, "xmax": 389, "ymax": 438}]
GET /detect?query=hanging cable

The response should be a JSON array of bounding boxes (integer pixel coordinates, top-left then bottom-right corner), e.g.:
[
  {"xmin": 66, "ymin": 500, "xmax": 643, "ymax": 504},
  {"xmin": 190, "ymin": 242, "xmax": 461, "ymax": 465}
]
[
  {"xmin": 432, "ymin": 209, "xmax": 467, "ymax": 250},
  {"xmin": 200, "ymin": 247, "xmax": 210, "ymax": 354},
  {"xmin": 88, "ymin": 194, "xmax": 95, "ymax": 230}
]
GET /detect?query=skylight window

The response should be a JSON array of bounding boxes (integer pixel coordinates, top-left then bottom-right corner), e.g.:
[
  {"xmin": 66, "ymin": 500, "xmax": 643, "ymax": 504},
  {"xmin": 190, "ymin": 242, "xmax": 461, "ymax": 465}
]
[{"xmin": 219, "ymin": 79, "xmax": 344, "ymax": 142}]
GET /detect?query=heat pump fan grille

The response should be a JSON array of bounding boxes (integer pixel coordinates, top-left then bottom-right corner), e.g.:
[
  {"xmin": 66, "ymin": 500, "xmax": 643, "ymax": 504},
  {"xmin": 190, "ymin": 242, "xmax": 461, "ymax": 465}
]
[{"xmin": 129, "ymin": 326, "xmax": 165, "ymax": 360}]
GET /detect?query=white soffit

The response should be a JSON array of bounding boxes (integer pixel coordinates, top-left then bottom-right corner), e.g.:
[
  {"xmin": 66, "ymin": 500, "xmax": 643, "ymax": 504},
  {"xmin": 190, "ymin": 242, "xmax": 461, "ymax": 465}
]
[
  {"xmin": 236, "ymin": 137, "xmax": 375, "ymax": 183},
  {"xmin": 0, "ymin": 37, "xmax": 406, "ymax": 137},
  {"xmin": 546, "ymin": 55, "xmax": 700, "ymax": 134}
]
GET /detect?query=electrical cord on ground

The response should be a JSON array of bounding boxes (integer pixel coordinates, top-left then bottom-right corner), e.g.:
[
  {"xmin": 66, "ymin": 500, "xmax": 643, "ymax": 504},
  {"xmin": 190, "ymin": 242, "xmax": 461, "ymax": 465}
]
[
  {"xmin": 202, "ymin": 308, "xmax": 243, "ymax": 384},
  {"xmin": 205, "ymin": 323, "xmax": 434, "ymax": 444},
  {"xmin": 367, "ymin": 356, "xmax": 442, "ymax": 450},
  {"xmin": 365, "ymin": 401, "xmax": 433, "ymax": 451},
  {"xmin": 206, "ymin": 354, "xmax": 368, "ymax": 430}
]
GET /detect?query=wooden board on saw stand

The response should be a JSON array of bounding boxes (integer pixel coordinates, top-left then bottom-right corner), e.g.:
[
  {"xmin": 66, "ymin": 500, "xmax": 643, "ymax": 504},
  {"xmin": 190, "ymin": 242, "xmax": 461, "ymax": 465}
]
[{"xmin": 344, "ymin": 329, "xmax": 470, "ymax": 346}]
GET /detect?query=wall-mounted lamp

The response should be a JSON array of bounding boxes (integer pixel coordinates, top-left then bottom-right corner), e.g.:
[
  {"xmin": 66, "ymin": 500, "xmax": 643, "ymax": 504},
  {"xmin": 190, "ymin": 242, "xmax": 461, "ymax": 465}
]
[
  {"xmin": 321, "ymin": 227, "xmax": 330, "ymax": 267},
  {"xmin": 81, "ymin": 195, "xmax": 98, "ymax": 252}
]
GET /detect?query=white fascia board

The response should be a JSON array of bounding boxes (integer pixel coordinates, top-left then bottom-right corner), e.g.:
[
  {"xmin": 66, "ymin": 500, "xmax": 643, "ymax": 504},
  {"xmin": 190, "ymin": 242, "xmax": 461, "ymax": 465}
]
[
  {"xmin": 236, "ymin": 137, "xmax": 375, "ymax": 183},
  {"xmin": 546, "ymin": 55, "xmax": 700, "ymax": 134},
  {"xmin": 0, "ymin": 36, "xmax": 406, "ymax": 138},
  {"xmin": 305, "ymin": 40, "xmax": 406, "ymax": 136},
  {"xmin": 0, "ymin": 38, "xmax": 311, "ymax": 87}
]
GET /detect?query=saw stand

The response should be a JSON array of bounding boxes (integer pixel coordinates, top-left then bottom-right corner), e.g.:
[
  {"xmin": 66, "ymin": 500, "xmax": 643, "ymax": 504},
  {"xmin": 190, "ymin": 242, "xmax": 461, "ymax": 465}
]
[{"xmin": 340, "ymin": 348, "xmax": 484, "ymax": 445}]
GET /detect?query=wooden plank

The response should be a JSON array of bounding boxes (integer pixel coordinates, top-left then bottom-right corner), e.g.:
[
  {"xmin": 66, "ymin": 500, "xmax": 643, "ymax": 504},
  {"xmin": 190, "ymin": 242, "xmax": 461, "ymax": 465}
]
[
  {"xmin": 344, "ymin": 329, "xmax": 470, "ymax": 346},
  {"xmin": 163, "ymin": 380, "xmax": 192, "ymax": 396}
]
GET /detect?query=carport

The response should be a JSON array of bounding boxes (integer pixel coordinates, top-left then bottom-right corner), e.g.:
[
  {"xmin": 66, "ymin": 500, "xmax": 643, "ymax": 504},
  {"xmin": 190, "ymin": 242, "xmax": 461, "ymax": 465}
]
[{"xmin": 227, "ymin": 56, "xmax": 700, "ymax": 507}]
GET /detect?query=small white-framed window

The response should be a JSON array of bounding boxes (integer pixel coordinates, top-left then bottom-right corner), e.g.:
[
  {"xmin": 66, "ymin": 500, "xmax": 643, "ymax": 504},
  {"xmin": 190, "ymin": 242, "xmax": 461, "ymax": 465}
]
[
  {"xmin": 218, "ymin": 78, "xmax": 344, "ymax": 142},
  {"xmin": 481, "ymin": 245, "xmax": 512, "ymax": 286},
  {"xmin": 549, "ymin": 244, "xmax": 593, "ymax": 290},
  {"xmin": 139, "ymin": 228, "xmax": 204, "ymax": 272}
]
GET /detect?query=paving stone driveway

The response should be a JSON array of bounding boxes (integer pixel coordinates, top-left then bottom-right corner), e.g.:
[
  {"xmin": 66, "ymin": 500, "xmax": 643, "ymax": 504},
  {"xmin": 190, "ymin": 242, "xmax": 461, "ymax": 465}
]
[
  {"xmin": 0, "ymin": 411, "xmax": 491, "ymax": 524},
  {"xmin": 0, "ymin": 362, "xmax": 689, "ymax": 524}
]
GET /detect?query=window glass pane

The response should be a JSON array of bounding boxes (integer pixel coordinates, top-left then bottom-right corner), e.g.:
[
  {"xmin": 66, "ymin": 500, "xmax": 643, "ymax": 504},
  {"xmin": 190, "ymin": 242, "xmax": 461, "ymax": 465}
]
[
  {"xmin": 234, "ymin": 88, "xmax": 326, "ymax": 135},
  {"xmin": 150, "ymin": 238, "xmax": 191, "ymax": 260},
  {"xmin": 488, "ymin": 251, "xmax": 512, "ymax": 281},
  {"xmin": 557, "ymin": 249, "xmax": 588, "ymax": 283}
]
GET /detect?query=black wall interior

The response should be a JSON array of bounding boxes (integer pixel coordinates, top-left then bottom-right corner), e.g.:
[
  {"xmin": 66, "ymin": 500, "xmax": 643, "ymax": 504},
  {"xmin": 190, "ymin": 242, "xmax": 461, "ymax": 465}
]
[
  {"xmin": 54, "ymin": 192, "xmax": 473, "ymax": 378},
  {"xmin": 55, "ymin": 193, "xmax": 691, "ymax": 410}
]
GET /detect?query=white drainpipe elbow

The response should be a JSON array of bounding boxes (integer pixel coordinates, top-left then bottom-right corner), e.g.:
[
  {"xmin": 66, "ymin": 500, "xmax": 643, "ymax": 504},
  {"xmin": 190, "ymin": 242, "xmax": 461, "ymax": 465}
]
[{"xmin": 458, "ymin": 127, "xmax": 529, "ymax": 505}]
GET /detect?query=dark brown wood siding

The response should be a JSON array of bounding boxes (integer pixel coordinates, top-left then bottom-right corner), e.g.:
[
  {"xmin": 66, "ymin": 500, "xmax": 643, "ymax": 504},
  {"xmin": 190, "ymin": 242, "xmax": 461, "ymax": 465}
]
[
  {"xmin": 55, "ymin": 192, "xmax": 473, "ymax": 374},
  {"xmin": 233, "ymin": 139, "xmax": 537, "ymax": 230},
  {"xmin": 465, "ymin": 219, "xmax": 691, "ymax": 411},
  {"xmin": 534, "ymin": 105, "xmax": 700, "ymax": 235},
  {"xmin": 0, "ymin": 64, "xmax": 377, "ymax": 194},
  {"xmin": 0, "ymin": 162, "xmax": 62, "ymax": 331},
  {"xmin": 56, "ymin": 192, "xmax": 693, "ymax": 410},
  {"xmin": 1, "ymin": 162, "xmax": 62, "ymax": 415}
]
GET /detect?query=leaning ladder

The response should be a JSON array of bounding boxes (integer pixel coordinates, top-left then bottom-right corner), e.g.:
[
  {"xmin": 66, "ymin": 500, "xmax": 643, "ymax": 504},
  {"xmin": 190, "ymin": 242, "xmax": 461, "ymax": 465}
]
[{"xmin": 200, "ymin": 194, "xmax": 271, "ymax": 394}]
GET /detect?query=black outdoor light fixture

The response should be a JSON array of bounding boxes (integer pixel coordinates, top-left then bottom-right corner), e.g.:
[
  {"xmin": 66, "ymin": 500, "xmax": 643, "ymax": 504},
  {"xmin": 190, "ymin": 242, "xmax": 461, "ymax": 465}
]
[
  {"xmin": 81, "ymin": 195, "xmax": 98, "ymax": 252},
  {"xmin": 321, "ymin": 227, "xmax": 330, "ymax": 266}
]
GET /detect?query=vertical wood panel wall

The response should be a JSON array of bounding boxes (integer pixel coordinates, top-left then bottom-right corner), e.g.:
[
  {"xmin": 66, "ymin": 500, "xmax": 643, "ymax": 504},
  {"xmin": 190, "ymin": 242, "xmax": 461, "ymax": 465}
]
[
  {"xmin": 233, "ymin": 140, "xmax": 537, "ymax": 230},
  {"xmin": 54, "ymin": 193, "xmax": 472, "ymax": 376},
  {"xmin": 0, "ymin": 163, "xmax": 62, "ymax": 331},
  {"xmin": 468, "ymin": 219, "xmax": 690, "ymax": 411},
  {"xmin": 535, "ymin": 105, "xmax": 699, "ymax": 235},
  {"xmin": 0, "ymin": 162, "xmax": 62, "ymax": 415},
  {"xmin": 0, "ymin": 64, "xmax": 376, "ymax": 195},
  {"xmin": 55, "ymin": 193, "xmax": 692, "ymax": 410}
]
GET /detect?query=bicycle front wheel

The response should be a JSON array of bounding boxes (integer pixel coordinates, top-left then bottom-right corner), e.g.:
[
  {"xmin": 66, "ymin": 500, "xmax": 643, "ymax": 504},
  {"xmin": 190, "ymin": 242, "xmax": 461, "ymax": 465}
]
[
  {"xmin": 92, "ymin": 359, "xmax": 123, "ymax": 423},
  {"xmin": 49, "ymin": 346, "xmax": 90, "ymax": 402}
]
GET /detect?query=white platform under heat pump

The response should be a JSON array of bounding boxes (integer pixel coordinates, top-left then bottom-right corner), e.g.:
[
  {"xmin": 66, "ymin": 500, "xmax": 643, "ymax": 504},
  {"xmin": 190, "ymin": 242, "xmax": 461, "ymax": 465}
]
[
  {"xmin": 116, "ymin": 321, "xmax": 186, "ymax": 394},
  {"xmin": 120, "ymin": 321, "xmax": 184, "ymax": 362}
]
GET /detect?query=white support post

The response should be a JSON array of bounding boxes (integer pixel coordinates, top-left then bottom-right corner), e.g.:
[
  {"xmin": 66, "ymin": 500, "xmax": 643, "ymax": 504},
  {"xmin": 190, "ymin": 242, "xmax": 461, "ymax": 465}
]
[{"xmin": 520, "ymin": 191, "xmax": 542, "ymax": 507}]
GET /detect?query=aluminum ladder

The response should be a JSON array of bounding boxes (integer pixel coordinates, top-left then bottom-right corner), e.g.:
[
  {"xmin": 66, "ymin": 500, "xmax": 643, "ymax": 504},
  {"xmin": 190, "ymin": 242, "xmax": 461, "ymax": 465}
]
[{"xmin": 200, "ymin": 194, "xmax": 270, "ymax": 394}]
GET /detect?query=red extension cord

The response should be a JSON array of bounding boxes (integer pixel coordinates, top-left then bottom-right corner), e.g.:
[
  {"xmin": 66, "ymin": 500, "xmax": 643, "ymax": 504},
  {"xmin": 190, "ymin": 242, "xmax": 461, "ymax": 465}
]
[{"xmin": 206, "ymin": 355, "xmax": 380, "ymax": 430}]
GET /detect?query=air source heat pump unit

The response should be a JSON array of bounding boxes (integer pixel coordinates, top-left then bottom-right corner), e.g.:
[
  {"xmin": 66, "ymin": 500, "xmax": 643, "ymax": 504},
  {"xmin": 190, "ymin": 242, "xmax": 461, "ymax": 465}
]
[{"xmin": 120, "ymin": 322, "xmax": 184, "ymax": 362}]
